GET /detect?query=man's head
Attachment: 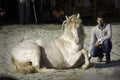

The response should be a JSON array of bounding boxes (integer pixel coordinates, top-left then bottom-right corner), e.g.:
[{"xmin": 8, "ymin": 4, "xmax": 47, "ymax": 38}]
[{"xmin": 97, "ymin": 12, "xmax": 105, "ymax": 26}]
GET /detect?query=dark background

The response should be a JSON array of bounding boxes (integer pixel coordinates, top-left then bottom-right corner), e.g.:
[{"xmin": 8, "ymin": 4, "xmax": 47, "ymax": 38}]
[{"xmin": 0, "ymin": 0, "xmax": 120, "ymax": 25}]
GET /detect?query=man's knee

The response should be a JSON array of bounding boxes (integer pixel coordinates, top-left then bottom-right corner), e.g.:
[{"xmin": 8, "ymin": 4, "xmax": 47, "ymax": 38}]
[
  {"xmin": 103, "ymin": 39, "xmax": 112, "ymax": 48},
  {"xmin": 103, "ymin": 39, "xmax": 109, "ymax": 45},
  {"xmin": 103, "ymin": 39, "xmax": 112, "ymax": 53},
  {"xmin": 90, "ymin": 46, "xmax": 98, "ymax": 57}
]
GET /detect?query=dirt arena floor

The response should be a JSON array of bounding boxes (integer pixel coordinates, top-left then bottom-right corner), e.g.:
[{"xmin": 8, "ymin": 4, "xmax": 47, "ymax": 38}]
[{"xmin": 0, "ymin": 23, "xmax": 120, "ymax": 80}]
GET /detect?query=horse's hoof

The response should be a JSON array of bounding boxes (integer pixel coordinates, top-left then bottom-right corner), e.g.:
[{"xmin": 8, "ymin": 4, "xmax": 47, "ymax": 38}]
[{"xmin": 81, "ymin": 63, "xmax": 90, "ymax": 70}]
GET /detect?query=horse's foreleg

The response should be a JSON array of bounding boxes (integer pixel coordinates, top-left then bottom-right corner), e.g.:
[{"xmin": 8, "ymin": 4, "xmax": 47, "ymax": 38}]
[
  {"xmin": 65, "ymin": 51, "xmax": 82, "ymax": 66},
  {"xmin": 81, "ymin": 49, "xmax": 90, "ymax": 69},
  {"xmin": 31, "ymin": 53, "xmax": 41, "ymax": 72}
]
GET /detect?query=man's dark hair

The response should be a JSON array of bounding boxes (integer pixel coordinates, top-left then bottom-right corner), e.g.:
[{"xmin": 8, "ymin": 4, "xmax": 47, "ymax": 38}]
[{"xmin": 97, "ymin": 12, "xmax": 105, "ymax": 19}]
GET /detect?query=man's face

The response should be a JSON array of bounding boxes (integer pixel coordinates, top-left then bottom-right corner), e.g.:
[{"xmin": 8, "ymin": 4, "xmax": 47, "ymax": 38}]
[{"xmin": 97, "ymin": 17, "xmax": 104, "ymax": 26}]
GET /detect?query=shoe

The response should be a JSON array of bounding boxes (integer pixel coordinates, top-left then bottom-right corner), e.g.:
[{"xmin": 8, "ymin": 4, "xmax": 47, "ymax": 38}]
[
  {"xmin": 89, "ymin": 57, "xmax": 91, "ymax": 60},
  {"xmin": 97, "ymin": 58, "xmax": 102, "ymax": 62},
  {"xmin": 88, "ymin": 57, "xmax": 91, "ymax": 61},
  {"xmin": 105, "ymin": 61, "xmax": 111, "ymax": 64}
]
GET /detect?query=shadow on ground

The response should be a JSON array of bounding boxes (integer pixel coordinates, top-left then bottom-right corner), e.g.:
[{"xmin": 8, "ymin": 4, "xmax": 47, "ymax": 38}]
[
  {"xmin": 93, "ymin": 59, "xmax": 120, "ymax": 69},
  {"xmin": 0, "ymin": 75, "xmax": 18, "ymax": 80}
]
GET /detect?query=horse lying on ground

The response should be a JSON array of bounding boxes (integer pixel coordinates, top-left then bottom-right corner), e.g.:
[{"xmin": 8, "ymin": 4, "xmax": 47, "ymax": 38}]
[{"xmin": 10, "ymin": 14, "xmax": 90, "ymax": 74}]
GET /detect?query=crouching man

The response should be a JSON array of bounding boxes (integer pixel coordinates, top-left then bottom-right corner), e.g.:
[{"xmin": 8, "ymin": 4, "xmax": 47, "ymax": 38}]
[{"xmin": 89, "ymin": 12, "xmax": 112, "ymax": 64}]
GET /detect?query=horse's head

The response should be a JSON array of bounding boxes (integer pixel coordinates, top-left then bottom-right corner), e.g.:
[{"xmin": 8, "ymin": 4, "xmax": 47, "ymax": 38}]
[{"xmin": 62, "ymin": 14, "xmax": 85, "ymax": 45}]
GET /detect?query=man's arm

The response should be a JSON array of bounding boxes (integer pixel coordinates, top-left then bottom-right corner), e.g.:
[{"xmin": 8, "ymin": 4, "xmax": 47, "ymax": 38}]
[{"xmin": 102, "ymin": 24, "xmax": 112, "ymax": 41}]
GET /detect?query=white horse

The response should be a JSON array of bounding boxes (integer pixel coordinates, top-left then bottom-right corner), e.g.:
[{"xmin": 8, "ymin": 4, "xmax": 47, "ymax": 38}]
[{"xmin": 10, "ymin": 14, "xmax": 90, "ymax": 74}]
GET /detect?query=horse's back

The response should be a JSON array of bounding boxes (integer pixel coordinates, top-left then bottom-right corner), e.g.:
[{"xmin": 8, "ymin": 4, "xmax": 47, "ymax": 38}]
[
  {"xmin": 10, "ymin": 40, "xmax": 41, "ymax": 73},
  {"xmin": 11, "ymin": 41, "xmax": 40, "ymax": 63}
]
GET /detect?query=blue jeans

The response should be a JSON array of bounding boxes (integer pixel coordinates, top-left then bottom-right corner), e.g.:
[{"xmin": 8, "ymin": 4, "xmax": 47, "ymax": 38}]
[{"xmin": 90, "ymin": 39, "xmax": 112, "ymax": 61}]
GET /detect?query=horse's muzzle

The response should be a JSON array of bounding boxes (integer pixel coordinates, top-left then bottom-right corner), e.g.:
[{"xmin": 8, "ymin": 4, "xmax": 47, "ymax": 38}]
[{"xmin": 75, "ymin": 39, "xmax": 80, "ymax": 45}]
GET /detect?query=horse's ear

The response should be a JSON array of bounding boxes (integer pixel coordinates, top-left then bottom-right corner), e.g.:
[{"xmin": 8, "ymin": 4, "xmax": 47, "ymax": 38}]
[
  {"xmin": 77, "ymin": 13, "xmax": 80, "ymax": 19},
  {"xmin": 65, "ymin": 15, "xmax": 68, "ymax": 21}
]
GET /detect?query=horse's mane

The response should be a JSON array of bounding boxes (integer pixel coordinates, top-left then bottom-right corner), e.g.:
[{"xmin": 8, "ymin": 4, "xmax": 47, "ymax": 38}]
[{"xmin": 62, "ymin": 14, "xmax": 86, "ymax": 48}]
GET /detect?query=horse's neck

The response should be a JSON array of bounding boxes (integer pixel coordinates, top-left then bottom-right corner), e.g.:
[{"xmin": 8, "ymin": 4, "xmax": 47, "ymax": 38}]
[
  {"xmin": 60, "ymin": 31, "xmax": 72, "ymax": 43},
  {"xmin": 58, "ymin": 37, "xmax": 80, "ymax": 55},
  {"xmin": 60, "ymin": 32, "xmax": 80, "ymax": 49}
]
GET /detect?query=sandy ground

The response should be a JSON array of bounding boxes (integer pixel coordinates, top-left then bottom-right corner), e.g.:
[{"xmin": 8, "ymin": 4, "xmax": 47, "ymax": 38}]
[{"xmin": 0, "ymin": 23, "xmax": 120, "ymax": 80}]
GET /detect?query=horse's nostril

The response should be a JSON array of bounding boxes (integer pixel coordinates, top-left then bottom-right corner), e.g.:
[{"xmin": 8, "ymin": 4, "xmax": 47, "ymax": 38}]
[
  {"xmin": 28, "ymin": 61, "xmax": 32, "ymax": 65},
  {"xmin": 75, "ymin": 39, "xmax": 80, "ymax": 45}
]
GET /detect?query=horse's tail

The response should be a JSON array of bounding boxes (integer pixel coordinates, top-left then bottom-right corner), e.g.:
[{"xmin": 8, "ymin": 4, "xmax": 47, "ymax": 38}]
[{"xmin": 11, "ymin": 57, "xmax": 38, "ymax": 74}]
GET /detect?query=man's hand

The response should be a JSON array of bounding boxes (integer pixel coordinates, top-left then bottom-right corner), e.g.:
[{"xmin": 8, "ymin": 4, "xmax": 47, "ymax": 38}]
[
  {"xmin": 98, "ymin": 38, "xmax": 103, "ymax": 44},
  {"xmin": 95, "ymin": 41, "xmax": 99, "ymax": 46}
]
